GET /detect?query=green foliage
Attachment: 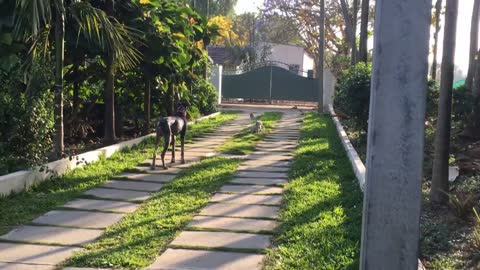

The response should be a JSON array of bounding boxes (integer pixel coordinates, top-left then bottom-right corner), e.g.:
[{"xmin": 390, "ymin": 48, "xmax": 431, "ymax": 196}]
[
  {"xmin": 0, "ymin": 63, "xmax": 54, "ymax": 174},
  {"xmin": 191, "ymin": 79, "xmax": 218, "ymax": 115},
  {"xmin": 472, "ymin": 208, "xmax": 480, "ymax": 249},
  {"xmin": 265, "ymin": 113, "xmax": 363, "ymax": 270},
  {"xmin": 447, "ymin": 191, "xmax": 476, "ymax": 219},
  {"xmin": 334, "ymin": 62, "xmax": 372, "ymax": 132}
]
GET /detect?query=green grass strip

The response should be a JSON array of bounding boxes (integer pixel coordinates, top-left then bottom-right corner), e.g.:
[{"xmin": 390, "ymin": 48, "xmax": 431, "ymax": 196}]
[
  {"xmin": 0, "ymin": 112, "xmax": 238, "ymax": 236},
  {"xmin": 64, "ymin": 156, "xmax": 241, "ymax": 269},
  {"xmin": 218, "ymin": 112, "xmax": 282, "ymax": 155},
  {"xmin": 264, "ymin": 113, "xmax": 363, "ymax": 270}
]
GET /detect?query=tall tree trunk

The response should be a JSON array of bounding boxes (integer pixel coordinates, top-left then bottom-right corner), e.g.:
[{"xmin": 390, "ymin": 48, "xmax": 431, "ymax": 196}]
[
  {"xmin": 143, "ymin": 76, "xmax": 151, "ymax": 135},
  {"xmin": 467, "ymin": 0, "xmax": 480, "ymax": 90},
  {"xmin": 72, "ymin": 59, "xmax": 80, "ymax": 119},
  {"xmin": 430, "ymin": 0, "xmax": 459, "ymax": 204},
  {"xmin": 339, "ymin": 0, "xmax": 354, "ymax": 61},
  {"xmin": 358, "ymin": 0, "xmax": 369, "ymax": 63},
  {"xmin": 318, "ymin": 0, "xmax": 325, "ymax": 112},
  {"xmin": 431, "ymin": 0, "xmax": 443, "ymax": 80},
  {"xmin": 351, "ymin": 0, "xmax": 359, "ymax": 65},
  {"xmin": 473, "ymin": 49, "xmax": 480, "ymax": 97},
  {"xmin": 54, "ymin": 3, "xmax": 65, "ymax": 157},
  {"xmin": 104, "ymin": 0, "xmax": 116, "ymax": 143}
]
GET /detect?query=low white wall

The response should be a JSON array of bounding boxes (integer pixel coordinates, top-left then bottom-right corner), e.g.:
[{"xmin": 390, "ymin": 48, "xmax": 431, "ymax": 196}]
[
  {"xmin": 0, "ymin": 112, "xmax": 221, "ymax": 197},
  {"xmin": 328, "ymin": 104, "xmax": 366, "ymax": 191}
]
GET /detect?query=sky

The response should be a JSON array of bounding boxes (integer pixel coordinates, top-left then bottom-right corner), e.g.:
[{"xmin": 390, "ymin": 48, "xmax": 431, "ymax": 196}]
[{"xmin": 235, "ymin": 0, "xmax": 476, "ymax": 79}]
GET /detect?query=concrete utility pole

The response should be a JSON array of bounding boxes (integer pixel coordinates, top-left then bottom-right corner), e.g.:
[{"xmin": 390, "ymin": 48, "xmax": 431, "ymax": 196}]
[
  {"xmin": 318, "ymin": 0, "xmax": 325, "ymax": 113},
  {"xmin": 360, "ymin": 0, "xmax": 432, "ymax": 269}
]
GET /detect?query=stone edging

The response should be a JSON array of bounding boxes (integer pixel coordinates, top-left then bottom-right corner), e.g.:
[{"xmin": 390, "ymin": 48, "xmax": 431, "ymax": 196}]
[
  {"xmin": 0, "ymin": 112, "xmax": 222, "ymax": 196},
  {"xmin": 328, "ymin": 104, "xmax": 366, "ymax": 192}
]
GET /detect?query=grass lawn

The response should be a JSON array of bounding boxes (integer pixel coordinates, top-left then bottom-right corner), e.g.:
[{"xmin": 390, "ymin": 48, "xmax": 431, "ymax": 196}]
[
  {"xmin": 218, "ymin": 112, "xmax": 282, "ymax": 155},
  {"xmin": 0, "ymin": 112, "xmax": 238, "ymax": 236},
  {"xmin": 264, "ymin": 113, "xmax": 363, "ymax": 270},
  {"xmin": 64, "ymin": 156, "xmax": 241, "ymax": 269}
]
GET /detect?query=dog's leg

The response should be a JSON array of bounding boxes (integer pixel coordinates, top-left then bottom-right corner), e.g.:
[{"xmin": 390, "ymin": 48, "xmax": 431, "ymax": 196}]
[
  {"xmin": 171, "ymin": 135, "xmax": 176, "ymax": 163},
  {"xmin": 161, "ymin": 132, "xmax": 170, "ymax": 170},
  {"xmin": 151, "ymin": 133, "xmax": 161, "ymax": 170},
  {"xmin": 180, "ymin": 124, "xmax": 186, "ymax": 164}
]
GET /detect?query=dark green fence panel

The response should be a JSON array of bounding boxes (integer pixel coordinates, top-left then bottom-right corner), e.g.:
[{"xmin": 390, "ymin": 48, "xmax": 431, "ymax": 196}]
[{"xmin": 222, "ymin": 66, "xmax": 318, "ymax": 102}]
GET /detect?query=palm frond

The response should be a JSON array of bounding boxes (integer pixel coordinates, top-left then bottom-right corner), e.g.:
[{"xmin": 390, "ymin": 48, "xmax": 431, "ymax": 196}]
[
  {"xmin": 69, "ymin": 2, "xmax": 143, "ymax": 70},
  {"xmin": 13, "ymin": 0, "xmax": 56, "ymax": 40}
]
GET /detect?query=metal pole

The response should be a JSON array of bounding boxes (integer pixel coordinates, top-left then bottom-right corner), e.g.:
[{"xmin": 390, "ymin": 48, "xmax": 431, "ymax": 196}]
[{"xmin": 360, "ymin": 0, "xmax": 432, "ymax": 269}]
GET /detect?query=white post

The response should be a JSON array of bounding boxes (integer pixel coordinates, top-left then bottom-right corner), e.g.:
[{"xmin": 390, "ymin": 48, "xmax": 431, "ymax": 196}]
[
  {"xmin": 360, "ymin": 0, "xmax": 432, "ymax": 269},
  {"xmin": 218, "ymin": 65, "xmax": 222, "ymax": 105}
]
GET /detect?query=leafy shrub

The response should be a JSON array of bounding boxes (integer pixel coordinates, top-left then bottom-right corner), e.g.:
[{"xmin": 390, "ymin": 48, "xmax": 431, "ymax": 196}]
[
  {"xmin": 472, "ymin": 208, "xmax": 480, "ymax": 249},
  {"xmin": 191, "ymin": 79, "xmax": 218, "ymax": 115},
  {"xmin": 334, "ymin": 62, "xmax": 371, "ymax": 132},
  {"xmin": 447, "ymin": 190, "xmax": 476, "ymax": 219}
]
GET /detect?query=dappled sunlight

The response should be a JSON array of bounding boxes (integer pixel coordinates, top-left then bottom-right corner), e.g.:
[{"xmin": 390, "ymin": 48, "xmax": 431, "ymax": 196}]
[{"xmin": 265, "ymin": 113, "xmax": 363, "ymax": 270}]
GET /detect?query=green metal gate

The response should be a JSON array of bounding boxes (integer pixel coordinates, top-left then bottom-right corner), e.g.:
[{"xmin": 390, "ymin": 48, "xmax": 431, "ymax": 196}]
[{"xmin": 222, "ymin": 63, "xmax": 319, "ymax": 102}]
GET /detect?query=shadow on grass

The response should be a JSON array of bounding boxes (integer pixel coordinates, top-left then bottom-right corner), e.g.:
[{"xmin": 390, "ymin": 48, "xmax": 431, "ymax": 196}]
[
  {"xmin": 265, "ymin": 113, "xmax": 363, "ymax": 270},
  {"xmin": 64, "ymin": 157, "xmax": 241, "ymax": 269}
]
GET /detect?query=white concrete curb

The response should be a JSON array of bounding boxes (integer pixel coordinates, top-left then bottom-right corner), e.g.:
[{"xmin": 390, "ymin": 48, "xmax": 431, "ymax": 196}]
[
  {"xmin": 0, "ymin": 112, "xmax": 222, "ymax": 196},
  {"xmin": 328, "ymin": 104, "xmax": 366, "ymax": 192}
]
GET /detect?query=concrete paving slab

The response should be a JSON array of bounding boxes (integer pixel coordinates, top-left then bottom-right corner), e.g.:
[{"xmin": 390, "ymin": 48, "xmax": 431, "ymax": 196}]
[
  {"xmin": 115, "ymin": 173, "xmax": 176, "ymax": 183},
  {"xmin": 63, "ymin": 199, "xmax": 139, "ymax": 213},
  {"xmin": 255, "ymin": 146, "xmax": 297, "ymax": 152},
  {"xmin": 147, "ymin": 248, "xmax": 265, "ymax": 270},
  {"xmin": 210, "ymin": 193, "xmax": 282, "ymax": 205},
  {"xmin": 220, "ymin": 185, "xmax": 283, "ymax": 195},
  {"xmin": 246, "ymin": 155, "xmax": 293, "ymax": 161},
  {"xmin": 170, "ymin": 231, "xmax": 271, "ymax": 250},
  {"xmin": 0, "ymin": 225, "xmax": 103, "ymax": 246},
  {"xmin": 133, "ymin": 166, "xmax": 182, "ymax": 174},
  {"xmin": 237, "ymin": 166, "xmax": 289, "ymax": 172},
  {"xmin": 188, "ymin": 216, "xmax": 278, "ymax": 232},
  {"xmin": 84, "ymin": 188, "xmax": 151, "ymax": 202},
  {"xmin": 0, "ymin": 243, "xmax": 81, "ymax": 265},
  {"xmin": 242, "ymin": 159, "xmax": 291, "ymax": 167},
  {"xmin": 200, "ymin": 203, "xmax": 279, "ymax": 218},
  {"xmin": 0, "ymin": 262, "xmax": 55, "ymax": 270},
  {"xmin": 235, "ymin": 171, "xmax": 288, "ymax": 179},
  {"xmin": 102, "ymin": 180, "xmax": 163, "ymax": 192},
  {"xmin": 33, "ymin": 210, "xmax": 124, "ymax": 229},
  {"xmin": 230, "ymin": 178, "xmax": 287, "ymax": 186}
]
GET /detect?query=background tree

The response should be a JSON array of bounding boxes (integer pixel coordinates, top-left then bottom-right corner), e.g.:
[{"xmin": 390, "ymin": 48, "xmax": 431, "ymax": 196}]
[
  {"xmin": 466, "ymin": 0, "xmax": 480, "ymax": 90},
  {"xmin": 430, "ymin": 0, "xmax": 459, "ymax": 204},
  {"xmin": 431, "ymin": 0, "xmax": 443, "ymax": 80},
  {"xmin": 193, "ymin": 0, "xmax": 238, "ymax": 18},
  {"xmin": 358, "ymin": 0, "xmax": 369, "ymax": 62}
]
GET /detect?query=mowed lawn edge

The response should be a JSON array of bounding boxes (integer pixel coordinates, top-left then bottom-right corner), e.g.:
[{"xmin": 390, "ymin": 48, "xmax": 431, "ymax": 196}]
[
  {"xmin": 218, "ymin": 111, "xmax": 282, "ymax": 155},
  {"xmin": 64, "ymin": 156, "xmax": 242, "ymax": 269},
  {"xmin": 0, "ymin": 112, "xmax": 238, "ymax": 236},
  {"xmin": 264, "ymin": 113, "xmax": 363, "ymax": 270}
]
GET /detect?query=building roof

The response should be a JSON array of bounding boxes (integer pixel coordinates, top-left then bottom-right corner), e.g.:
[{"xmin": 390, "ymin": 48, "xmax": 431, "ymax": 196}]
[{"xmin": 207, "ymin": 46, "xmax": 237, "ymax": 65}]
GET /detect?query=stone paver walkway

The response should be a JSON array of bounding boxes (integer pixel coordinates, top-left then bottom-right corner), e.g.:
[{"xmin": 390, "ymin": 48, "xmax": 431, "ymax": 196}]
[
  {"xmin": 147, "ymin": 112, "xmax": 302, "ymax": 270},
  {"xmin": 0, "ymin": 114, "xmax": 251, "ymax": 270}
]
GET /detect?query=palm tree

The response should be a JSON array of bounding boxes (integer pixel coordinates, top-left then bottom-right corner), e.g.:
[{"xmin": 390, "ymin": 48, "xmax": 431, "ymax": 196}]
[
  {"xmin": 13, "ymin": 0, "xmax": 141, "ymax": 153},
  {"xmin": 430, "ymin": 0, "xmax": 459, "ymax": 204},
  {"xmin": 466, "ymin": 0, "xmax": 480, "ymax": 90}
]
